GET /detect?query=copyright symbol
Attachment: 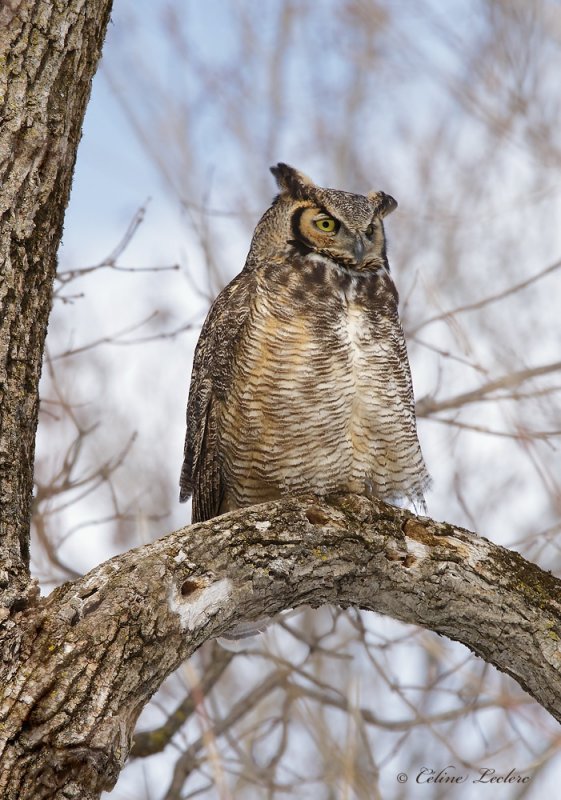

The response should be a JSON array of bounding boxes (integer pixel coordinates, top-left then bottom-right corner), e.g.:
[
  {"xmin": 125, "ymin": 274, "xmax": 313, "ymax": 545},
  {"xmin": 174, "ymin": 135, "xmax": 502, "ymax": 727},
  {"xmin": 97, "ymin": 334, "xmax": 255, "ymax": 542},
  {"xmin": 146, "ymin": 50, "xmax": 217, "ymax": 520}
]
[{"xmin": 397, "ymin": 773, "xmax": 408, "ymax": 783}]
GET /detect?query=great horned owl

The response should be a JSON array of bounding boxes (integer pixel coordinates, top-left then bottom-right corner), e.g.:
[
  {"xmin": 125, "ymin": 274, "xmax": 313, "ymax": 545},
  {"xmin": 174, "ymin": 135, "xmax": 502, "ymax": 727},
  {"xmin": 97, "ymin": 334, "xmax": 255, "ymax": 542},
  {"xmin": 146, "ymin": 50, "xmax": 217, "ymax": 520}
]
[{"xmin": 180, "ymin": 164, "xmax": 430, "ymax": 523}]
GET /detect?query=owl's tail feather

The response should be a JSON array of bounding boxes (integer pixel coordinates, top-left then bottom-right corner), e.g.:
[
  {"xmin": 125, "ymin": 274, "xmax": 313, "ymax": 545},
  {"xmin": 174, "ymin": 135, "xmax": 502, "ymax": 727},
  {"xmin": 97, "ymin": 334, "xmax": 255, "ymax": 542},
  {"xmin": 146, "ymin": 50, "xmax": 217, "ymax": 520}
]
[{"xmin": 218, "ymin": 617, "xmax": 271, "ymax": 645}]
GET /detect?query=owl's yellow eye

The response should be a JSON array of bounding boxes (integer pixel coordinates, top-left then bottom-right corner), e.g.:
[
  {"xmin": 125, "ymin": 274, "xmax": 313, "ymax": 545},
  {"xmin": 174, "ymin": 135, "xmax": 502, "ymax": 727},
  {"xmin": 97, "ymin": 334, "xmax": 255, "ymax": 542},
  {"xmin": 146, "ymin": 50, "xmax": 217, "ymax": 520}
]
[
  {"xmin": 365, "ymin": 224, "xmax": 374, "ymax": 238},
  {"xmin": 314, "ymin": 217, "xmax": 337, "ymax": 233}
]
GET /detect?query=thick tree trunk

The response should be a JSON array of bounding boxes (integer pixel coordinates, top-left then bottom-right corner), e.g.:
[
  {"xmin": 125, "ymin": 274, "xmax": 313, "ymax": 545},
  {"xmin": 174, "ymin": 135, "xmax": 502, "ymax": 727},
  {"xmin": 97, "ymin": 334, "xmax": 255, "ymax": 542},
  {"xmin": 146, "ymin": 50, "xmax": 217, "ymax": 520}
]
[
  {"xmin": 0, "ymin": 0, "xmax": 113, "ymax": 614},
  {"xmin": 1, "ymin": 494, "xmax": 561, "ymax": 798}
]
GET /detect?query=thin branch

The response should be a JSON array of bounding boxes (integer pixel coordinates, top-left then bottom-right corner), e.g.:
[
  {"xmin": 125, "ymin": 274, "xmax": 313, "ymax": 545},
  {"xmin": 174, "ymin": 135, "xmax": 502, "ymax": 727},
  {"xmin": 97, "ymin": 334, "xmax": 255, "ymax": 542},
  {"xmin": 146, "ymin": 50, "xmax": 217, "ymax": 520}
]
[
  {"xmin": 424, "ymin": 416, "xmax": 561, "ymax": 441},
  {"xmin": 410, "ymin": 257, "xmax": 561, "ymax": 336},
  {"xmin": 417, "ymin": 360, "xmax": 561, "ymax": 416},
  {"xmin": 164, "ymin": 671, "xmax": 289, "ymax": 800},
  {"xmin": 54, "ymin": 203, "xmax": 180, "ymax": 298},
  {"xmin": 293, "ymin": 683, "xmax": 525, "ymax": 732},
  {"xmin": 51, "ymin": 315, "xmax": 196, "ymax": 360},
  {"xmin": 131, "ymin": 645, "xmax": 235, "ymax": 758}
]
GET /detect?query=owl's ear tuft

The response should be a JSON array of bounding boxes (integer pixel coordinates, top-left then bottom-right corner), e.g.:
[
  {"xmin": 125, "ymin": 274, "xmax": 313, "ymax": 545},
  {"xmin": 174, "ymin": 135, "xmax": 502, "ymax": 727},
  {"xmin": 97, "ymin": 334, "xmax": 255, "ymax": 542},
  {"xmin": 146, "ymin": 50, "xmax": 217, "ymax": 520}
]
[
  {"xmin": 270, "ymin": 163, "xmax": 315, "ymax": 200},
  {"xmin": 368, "ymin": 191, "xmax": 398, "ymax": 218}
]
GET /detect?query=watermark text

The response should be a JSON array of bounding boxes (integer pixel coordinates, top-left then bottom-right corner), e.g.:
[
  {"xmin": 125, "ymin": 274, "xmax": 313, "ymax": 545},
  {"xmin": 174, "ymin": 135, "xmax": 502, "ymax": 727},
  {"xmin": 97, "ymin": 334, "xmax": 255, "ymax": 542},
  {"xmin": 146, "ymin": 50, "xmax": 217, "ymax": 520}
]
[{"xmin": 395, "ymin": 766, "xmax": 531, "ymax": 785}]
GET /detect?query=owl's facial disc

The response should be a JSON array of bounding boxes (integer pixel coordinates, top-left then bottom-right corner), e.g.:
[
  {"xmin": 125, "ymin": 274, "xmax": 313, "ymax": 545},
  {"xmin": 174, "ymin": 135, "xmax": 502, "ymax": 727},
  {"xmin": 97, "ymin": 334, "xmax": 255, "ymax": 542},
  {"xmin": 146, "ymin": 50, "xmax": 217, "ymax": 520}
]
[{"xmin": 291, "ymin": 205, "xmax": 377, "ymax": 269}]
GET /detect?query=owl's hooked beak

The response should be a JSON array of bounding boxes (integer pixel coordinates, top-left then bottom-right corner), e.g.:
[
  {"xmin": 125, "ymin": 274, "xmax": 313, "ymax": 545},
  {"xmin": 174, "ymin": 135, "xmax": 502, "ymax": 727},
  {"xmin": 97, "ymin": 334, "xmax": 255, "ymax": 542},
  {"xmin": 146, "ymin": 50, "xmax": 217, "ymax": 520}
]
[{"xmin": 353, "ymin": 235, "xmax": 365, "ymax": 265}]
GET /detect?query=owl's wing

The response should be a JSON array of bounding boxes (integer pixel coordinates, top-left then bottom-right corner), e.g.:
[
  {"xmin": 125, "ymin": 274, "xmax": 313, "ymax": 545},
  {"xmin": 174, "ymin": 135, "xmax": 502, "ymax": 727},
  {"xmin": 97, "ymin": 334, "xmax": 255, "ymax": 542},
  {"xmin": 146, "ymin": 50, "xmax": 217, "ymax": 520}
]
[
  {"xmin": 180, "ymin": 273, "xmax": 251, "ymax": 522},
  {"xmin": 373, "ymin": 275, "xmax": 431, "ymax": 508}
]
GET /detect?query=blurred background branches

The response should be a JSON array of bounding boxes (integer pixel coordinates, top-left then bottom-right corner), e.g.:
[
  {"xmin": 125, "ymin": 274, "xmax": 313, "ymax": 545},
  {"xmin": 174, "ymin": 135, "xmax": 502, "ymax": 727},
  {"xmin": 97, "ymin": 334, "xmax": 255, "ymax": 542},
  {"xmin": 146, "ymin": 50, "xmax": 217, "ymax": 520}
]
[{"xmin": 34, "ymin": 0, "xmax": 561, "ymax": 797}]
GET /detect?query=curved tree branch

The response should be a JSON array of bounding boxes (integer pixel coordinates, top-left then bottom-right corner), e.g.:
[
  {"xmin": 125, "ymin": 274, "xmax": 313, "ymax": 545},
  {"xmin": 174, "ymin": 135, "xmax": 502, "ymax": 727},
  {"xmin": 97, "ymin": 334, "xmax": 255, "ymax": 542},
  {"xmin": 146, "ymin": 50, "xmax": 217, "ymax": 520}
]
[{"xmin": 1, "ymin": 494, "xmax": 560, "ymax": 798}]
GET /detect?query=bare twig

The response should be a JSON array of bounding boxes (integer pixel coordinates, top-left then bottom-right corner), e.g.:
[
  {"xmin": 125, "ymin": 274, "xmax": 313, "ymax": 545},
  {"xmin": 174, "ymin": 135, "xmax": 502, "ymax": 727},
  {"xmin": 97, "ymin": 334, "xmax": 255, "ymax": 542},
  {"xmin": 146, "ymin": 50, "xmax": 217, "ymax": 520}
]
[
  {"xmin": 411, "ymin": 257, "xmax": 561, "ymax": 336},
  {"xmin": 417, "ymin": 361, "xmax": 561, "ymax": 417},
  {"xmin": 132, "ymin": 645, "xmax": 235, "ymax": 758}
]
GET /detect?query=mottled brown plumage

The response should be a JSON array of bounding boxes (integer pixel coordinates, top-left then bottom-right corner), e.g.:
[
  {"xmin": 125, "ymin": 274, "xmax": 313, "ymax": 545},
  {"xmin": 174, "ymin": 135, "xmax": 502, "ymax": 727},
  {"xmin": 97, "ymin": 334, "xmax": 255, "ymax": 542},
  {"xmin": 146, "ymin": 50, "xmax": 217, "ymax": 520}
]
[{"xmin": 180, "ymin": 164, "xmax": 430, "ymax": 523}]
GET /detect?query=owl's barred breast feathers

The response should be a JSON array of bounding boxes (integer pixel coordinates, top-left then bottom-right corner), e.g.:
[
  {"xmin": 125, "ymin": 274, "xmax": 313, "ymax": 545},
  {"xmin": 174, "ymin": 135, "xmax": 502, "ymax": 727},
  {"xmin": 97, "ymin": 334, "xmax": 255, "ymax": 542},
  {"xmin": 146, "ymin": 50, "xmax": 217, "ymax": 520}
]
[{"xmin": 180, "ymin": 164, "xmax": 430, "ymax": 523}]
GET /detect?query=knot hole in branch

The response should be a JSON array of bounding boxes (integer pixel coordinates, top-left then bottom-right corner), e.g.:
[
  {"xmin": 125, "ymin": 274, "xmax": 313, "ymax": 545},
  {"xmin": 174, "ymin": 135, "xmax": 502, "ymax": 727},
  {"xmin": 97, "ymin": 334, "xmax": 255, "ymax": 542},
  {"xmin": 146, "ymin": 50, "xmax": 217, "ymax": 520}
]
[{"xmin": 180, "ymin": 579, "xmax": 202, "ymax": 597}]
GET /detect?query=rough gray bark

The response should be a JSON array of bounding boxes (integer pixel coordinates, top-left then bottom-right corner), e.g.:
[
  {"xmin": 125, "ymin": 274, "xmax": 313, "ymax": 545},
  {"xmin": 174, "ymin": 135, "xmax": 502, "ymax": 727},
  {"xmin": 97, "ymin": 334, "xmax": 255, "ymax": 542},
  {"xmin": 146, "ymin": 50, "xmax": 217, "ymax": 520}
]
[
  {"xmin": 0, "ymin": 0, "xmax": 113, "ymax": 613},
  {"xmin": 2, "ymin": 494, "xmax": 561, "ymax": 799}
]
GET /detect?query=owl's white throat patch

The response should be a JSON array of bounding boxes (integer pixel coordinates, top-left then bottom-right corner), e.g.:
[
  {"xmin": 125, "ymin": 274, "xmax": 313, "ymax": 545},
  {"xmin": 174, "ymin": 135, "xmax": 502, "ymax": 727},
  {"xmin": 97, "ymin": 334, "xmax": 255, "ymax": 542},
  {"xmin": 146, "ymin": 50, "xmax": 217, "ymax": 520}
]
[
  {"xmin": 345, "ymin": 299, "xmax": 368, "ymax": 354},
  {"xmin": 306, "ymin": 252, "xmax": 339, "ymax": 268}
]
